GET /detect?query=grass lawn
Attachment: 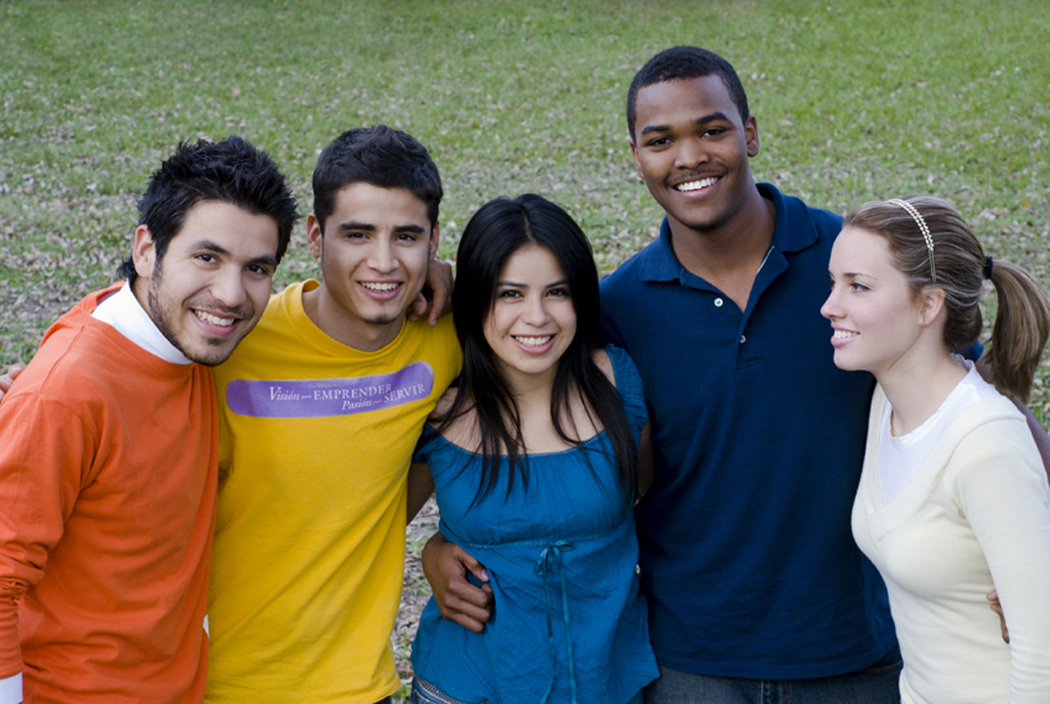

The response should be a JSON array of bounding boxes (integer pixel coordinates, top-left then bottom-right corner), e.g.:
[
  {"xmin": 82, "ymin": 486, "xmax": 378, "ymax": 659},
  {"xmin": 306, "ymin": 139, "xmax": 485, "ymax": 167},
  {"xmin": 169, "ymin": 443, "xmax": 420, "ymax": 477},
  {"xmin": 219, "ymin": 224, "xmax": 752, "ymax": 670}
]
[{"xmin": 2, "ymin": 0, "xmax": 1049, "ymax": 697}]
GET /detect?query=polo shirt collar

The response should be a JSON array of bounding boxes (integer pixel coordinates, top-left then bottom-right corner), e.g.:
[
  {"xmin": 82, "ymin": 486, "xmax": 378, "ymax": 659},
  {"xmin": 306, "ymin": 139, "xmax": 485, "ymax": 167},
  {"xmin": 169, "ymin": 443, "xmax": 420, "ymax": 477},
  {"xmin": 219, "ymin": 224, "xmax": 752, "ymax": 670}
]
[{"xmin": 637, "ymin": 182, "xmax": 819, "ymax": 283}]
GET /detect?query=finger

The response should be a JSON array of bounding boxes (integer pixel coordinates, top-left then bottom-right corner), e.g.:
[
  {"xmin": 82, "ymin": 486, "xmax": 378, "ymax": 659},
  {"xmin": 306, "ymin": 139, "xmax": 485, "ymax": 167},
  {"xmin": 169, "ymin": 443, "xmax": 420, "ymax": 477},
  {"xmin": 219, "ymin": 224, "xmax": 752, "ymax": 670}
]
[
  {"xmin": 407, "ymin": 293, "xmax": 428, "ymax": 322},
  {"xmin": 446, "ymin": 577, "xmax": 493, "ymax": 609},
  {"xmin": 439, "ymin": 588, "xmax": 493, "ymax": 629},
  {"xmin": 428, "ymin": 261, "xmax": 454, "ymax": 326},
  {"xmin": 468, "ymin": 563, "xmax": 490, "ymax": 583},
  {"xmin": 446, "ymin": 588, "xmax": 493, "ymax": 617},
  {"xmin": 439, "ymin": 611, "xmax": 487, "ymax": 634},
  {"xmin": 453, "ymin": 549, "xmax": 489, "ymax": 583}
]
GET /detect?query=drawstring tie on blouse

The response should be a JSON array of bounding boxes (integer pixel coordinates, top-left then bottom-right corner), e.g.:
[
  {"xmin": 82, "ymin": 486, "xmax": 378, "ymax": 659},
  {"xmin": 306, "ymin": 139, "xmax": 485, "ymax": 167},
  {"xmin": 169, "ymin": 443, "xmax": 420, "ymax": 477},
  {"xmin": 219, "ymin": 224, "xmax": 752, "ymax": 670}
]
[{"xmin": 534, "ymin": 539, "xmax": 577, "ymax": 704}]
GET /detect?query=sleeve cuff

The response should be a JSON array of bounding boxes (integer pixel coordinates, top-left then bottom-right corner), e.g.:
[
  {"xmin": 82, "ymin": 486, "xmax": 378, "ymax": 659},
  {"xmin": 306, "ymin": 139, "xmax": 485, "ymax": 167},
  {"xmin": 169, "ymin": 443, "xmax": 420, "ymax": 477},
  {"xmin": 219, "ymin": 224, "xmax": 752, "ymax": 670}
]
[{"xmin": 0, "ymin": 671, "xmax": 21, "ymax": 703}]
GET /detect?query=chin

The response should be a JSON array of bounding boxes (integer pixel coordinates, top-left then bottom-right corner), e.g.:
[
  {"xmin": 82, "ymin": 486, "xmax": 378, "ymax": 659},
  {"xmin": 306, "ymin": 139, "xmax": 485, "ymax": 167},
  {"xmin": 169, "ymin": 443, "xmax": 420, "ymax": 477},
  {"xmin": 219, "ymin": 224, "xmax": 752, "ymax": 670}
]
[
  {"xmin": 832, "ymin": 352, "xmax": 868, "ymax": 374},
  {"xmin": 364, "ymin": 313, "xmax": 403, "ymax": 326},
  {"xmin": 184, "ymin": 346, "xmax": 238, "ymax": 367}
]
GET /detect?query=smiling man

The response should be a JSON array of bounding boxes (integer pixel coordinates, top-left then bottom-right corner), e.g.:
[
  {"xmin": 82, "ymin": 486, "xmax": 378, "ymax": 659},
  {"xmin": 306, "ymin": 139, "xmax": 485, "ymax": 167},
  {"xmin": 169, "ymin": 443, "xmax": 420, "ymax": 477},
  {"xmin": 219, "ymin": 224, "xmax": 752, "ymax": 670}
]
[
  {"xmin": 204, "ymin": 126, "xmax": 461, "ymax": 704},
  {"xmin": 596, "ymin": 46, "xmax": 900, "ymax": 703},
  {"xmin": 0, "ymin": 137, "xmax": 297, "ymax": 704}
]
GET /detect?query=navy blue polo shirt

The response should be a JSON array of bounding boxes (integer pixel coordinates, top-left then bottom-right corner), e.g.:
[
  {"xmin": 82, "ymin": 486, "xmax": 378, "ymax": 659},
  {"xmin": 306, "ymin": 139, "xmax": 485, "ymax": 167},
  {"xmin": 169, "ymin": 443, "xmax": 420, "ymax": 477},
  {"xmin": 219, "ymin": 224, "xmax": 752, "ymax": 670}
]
[{"xmin": 598, "ymin": 183, "xmax": 895, "ymax": 679}]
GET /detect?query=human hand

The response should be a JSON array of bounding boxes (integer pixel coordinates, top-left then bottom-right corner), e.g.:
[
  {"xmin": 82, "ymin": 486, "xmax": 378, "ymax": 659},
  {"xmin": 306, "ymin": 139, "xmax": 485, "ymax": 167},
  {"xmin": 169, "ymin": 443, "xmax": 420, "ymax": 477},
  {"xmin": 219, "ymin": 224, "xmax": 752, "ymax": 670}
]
[
  {"xmin": 421, "ymin": 530, "xmax": 493, "ymax": 633},
  {"xmin": 0, "ymin": 362, "xmax": 26, "ymax": 402},
  {"xmin": 987, "ymin": 589, "xmax": 1009, "ymax": 643},
  {"xmin": 408, "ymin": 259, "xmax": 454, "ymax": 326}
]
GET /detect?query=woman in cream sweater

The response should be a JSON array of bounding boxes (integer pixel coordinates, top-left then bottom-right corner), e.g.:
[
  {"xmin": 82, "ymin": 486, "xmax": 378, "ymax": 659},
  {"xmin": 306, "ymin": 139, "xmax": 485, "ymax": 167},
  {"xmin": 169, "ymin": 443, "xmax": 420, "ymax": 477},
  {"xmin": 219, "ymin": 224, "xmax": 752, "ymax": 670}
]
[{"xmin": 821, "ymin": 196, "xmax": 1050, "ymax": 704}]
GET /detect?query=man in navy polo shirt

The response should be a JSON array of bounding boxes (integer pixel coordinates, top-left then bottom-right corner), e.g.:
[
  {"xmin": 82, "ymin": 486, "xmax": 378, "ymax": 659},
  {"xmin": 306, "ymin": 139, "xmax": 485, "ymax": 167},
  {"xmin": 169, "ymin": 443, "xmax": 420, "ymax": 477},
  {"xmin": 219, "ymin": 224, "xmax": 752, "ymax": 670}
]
[{"xmin": 596, "ymin": 46, "xmax": 900, "ymax": 703}]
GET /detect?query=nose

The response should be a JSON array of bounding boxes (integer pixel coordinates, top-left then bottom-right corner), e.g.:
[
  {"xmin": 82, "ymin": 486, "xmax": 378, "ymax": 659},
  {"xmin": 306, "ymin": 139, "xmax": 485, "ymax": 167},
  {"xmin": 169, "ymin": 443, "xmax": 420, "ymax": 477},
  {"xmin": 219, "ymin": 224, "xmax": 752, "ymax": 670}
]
[
  {"xmin": 674, "ymin": 136, "xmax": 708, "ymax": 170},
  {"xmin": 212, "ymin": 266, "xmax": 249, "ymax": 309},
  {"xmin": 820, "ymin": 286, "xmax": 840, "ymax": 320},
  {"xmin": 521, "ymin": 295, "xmax": 550, "ymax": 327},
  {"xmin": 367, "ymin": 237, "xmax": 396, "ymax": 273}
]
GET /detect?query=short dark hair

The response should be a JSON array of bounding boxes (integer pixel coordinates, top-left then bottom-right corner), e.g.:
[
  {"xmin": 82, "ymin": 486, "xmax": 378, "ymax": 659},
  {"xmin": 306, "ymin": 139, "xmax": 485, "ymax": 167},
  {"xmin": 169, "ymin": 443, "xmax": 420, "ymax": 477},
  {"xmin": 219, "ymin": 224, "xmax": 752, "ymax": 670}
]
[
  {"xmin": 311, "ymin": 125, "xmax": 442, "ymax": 233},
  {"xmin": 118, "ymin": 136, "xmax": 298, "ymax": 282},
  {"xmin": 441, "ymin": 194, "xmax": 638, "ymax": 506},
  {"xmin": 626, "ymin": 46, "xmax": 750, "ymax": 140}
]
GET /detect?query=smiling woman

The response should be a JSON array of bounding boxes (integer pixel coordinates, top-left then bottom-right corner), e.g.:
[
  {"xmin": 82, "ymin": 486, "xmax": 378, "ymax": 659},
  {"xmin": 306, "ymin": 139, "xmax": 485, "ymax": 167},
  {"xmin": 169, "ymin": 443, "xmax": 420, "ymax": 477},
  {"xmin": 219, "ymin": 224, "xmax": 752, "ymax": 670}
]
[
  {"xmin": 408, "ymin": 194, "xmax": 658, "ymax": 704},
  {"xmin": 824, "ymin": 196, "xmax": 1050, "ymax": 704}
]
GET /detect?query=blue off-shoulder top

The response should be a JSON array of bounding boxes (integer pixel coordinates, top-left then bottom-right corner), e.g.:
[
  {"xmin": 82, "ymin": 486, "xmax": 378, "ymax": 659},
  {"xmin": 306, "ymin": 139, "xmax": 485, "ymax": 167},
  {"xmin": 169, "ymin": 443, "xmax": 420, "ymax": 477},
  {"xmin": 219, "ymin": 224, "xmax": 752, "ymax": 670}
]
[{"xmin": 411, "ymin": 345, "xmax": 658, "ymax": 704}]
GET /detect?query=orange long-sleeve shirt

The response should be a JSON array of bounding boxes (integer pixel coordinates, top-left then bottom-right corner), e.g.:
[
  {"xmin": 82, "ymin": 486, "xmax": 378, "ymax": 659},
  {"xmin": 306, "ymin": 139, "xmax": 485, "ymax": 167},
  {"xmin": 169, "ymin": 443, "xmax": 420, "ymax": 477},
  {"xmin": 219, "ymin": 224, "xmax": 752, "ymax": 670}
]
[{"xmin": 0, "ymin": 286, "xmax": 216, "ymax": 703}]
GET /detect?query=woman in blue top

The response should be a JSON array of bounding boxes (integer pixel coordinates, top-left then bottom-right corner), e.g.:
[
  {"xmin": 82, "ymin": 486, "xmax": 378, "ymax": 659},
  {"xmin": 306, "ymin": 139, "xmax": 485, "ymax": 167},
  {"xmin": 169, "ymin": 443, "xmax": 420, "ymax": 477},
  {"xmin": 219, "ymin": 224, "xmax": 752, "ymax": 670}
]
[{"xmin": 406, "ymin": 194, "xmax": 658, "ymax": 704}]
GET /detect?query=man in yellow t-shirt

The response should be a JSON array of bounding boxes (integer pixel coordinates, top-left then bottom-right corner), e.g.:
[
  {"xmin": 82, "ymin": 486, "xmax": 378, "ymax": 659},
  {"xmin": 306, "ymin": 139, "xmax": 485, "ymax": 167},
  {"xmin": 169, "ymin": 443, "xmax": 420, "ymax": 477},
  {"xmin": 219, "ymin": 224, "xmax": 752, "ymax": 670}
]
[{"xmin": 206, "ymin": 126, "xmax": 462, "ymax": 704}]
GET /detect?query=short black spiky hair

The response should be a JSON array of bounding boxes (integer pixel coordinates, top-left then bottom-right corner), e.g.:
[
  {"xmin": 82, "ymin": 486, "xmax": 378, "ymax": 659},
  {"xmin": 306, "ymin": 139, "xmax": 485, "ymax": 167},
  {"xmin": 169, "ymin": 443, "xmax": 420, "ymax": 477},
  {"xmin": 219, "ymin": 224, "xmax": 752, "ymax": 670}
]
[
  {"xmin": 118, "ymin": 136, "xmax": 298, "ymax": 282},
  {"xmin": 626, "ymin": 46, "xmax": 750, "ymax": 140},
  {"xmin": 311, "ymin": 124, "xmax": 442, "ymax": 234}
]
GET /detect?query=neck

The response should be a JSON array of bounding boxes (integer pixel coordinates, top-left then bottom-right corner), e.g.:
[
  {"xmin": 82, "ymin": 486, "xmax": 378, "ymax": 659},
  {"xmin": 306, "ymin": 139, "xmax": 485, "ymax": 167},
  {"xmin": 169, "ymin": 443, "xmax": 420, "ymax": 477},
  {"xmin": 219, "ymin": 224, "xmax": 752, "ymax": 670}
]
[
  {"xmin": 879, "ymin": 346, "xmax": 967, "ymax": 436},
  {"xmin": 501, "ymin": 365, "xmax": 558, "ymax": 410},
  {"xmin": 302, "ymin": 282, "xmax": 403, "ymax": 352},
  {"xmin": 131, "ymin": 276, "xmax": 151, "ymax": 314},
  {"xmin": 669, "ymin": 184, "xmax": 775, "ymax": 311}
]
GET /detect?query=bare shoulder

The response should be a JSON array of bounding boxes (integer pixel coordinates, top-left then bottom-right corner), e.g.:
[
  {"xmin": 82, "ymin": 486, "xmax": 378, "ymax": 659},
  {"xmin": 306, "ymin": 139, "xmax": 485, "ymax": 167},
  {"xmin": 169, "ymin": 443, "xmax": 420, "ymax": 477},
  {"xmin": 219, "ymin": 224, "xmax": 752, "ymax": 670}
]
[{"xmin": 591, "ymin": 347, "xmax": 616, "ymax": 388}]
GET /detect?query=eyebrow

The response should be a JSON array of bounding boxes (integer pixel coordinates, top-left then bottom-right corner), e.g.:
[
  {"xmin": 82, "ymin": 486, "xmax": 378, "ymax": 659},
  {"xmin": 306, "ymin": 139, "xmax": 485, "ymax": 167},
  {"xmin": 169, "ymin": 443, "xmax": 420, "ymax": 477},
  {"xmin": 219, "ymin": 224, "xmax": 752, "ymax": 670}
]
[
  {"xmin": 336, "ymin": 221, "xmax": 428, "ymax": 234},
  {"xmin": 189, "ymin": 239, "xmax": 278, "ymax": 268},
  {"xmin": 639, "ymin": 111, "xmax": 735, "ymax": 137}
]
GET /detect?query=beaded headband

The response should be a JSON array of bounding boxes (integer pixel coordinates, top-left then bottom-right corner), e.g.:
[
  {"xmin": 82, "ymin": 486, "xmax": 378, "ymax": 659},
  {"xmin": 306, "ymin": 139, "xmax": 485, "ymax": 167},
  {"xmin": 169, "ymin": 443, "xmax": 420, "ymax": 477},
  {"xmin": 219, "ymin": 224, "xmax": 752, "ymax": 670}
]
[{"xmin": 887, "ymin": 198, "xmax": 936, "ymax": 283}]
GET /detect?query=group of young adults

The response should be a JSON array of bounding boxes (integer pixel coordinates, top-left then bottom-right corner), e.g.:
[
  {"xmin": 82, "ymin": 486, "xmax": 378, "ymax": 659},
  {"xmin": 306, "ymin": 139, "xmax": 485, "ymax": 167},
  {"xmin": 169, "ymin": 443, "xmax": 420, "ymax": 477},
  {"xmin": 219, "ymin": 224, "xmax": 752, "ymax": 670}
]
[{"xmin": 0, "ymin": 44, "xmax": 1047, "ymax": 704}]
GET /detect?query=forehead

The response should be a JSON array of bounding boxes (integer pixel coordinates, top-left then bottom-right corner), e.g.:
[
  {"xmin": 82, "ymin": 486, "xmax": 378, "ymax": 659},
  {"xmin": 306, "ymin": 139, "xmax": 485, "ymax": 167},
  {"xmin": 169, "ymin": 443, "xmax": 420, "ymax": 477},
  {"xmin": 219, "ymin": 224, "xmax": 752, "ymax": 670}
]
[
  {"xmin": 634, "ymin": 74, "xmax": 741, "ymax": 133},
  {"xmin": 501, "ymin": 244, "xmax": 565, "ymax": 279},
  {"xmin": 831, "ymin": 226, "xmax": 895, "ymax": 267},
  {"xmin": 171, "ymin": 199, "xmax": 279, "ymax": 255},
  {"xmin": 329, "ymin": 182, "xmax": 431, "ymax": 228}
]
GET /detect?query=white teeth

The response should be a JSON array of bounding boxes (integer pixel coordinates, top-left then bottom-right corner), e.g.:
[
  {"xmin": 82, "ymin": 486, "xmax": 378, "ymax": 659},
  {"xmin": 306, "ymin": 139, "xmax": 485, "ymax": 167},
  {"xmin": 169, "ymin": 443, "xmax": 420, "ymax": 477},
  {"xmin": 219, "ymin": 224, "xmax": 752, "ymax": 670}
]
[
  {"xmin": 834, "ymin": 329, "xmax": 858, "ymax": 339},
  {"xmin": 195, "ymin": 311, "xmax": 235, "ymax": 327},
  {"xmin": 675, "ymin": 177, "xmax": 719, "ymax": 192},
  {"xmin": 515, "ymin": 336, "xmax": 552, "ymax": 347},
  {"xmin": 362, "ymin": 282, "xmax": 398, "ymax": 292}
]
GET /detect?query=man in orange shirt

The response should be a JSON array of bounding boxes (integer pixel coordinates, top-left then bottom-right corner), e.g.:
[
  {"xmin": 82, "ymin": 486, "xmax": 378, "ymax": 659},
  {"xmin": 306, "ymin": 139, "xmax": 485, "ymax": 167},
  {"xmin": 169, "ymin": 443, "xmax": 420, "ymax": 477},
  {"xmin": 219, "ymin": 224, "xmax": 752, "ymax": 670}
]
[{"xmin": 0, "ymin": 137, "xmax": 297, "ymax": 703}]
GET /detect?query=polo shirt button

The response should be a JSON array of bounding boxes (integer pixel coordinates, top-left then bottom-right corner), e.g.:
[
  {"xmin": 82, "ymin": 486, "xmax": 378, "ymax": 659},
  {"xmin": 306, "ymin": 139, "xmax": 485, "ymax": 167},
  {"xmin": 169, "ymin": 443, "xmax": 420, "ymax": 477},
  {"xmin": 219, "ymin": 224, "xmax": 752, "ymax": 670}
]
[
  {"xmin": 740, "ymin": 335, "xmax": 747, "ymax": 344},
  {"xmin": 714, "ymin": 298, "xmax": 724, "ymax": 307}
]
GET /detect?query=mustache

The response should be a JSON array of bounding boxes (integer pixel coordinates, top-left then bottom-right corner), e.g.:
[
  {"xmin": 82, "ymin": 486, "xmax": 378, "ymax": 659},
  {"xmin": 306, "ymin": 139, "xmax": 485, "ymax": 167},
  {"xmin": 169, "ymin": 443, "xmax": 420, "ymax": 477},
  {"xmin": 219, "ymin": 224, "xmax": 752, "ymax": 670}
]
[{"xmin": 188, "ymin": 298, "xmax": 254, "ymax": 320}]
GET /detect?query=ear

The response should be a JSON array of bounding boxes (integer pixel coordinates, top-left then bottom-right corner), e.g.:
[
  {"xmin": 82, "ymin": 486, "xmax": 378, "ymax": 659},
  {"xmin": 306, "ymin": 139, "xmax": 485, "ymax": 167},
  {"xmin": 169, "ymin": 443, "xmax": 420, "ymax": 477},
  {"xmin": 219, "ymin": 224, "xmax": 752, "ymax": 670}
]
[
  {"xmin": 918, "ymin": 287, "xmax": 946, "ymax": 327},
  {"xmin": 428, "ymin": 221, "xmax": 441, "ymax": 260},
  {"xmin": 131, "ymin": 224, "xmax": 158, "ymax": 280},
  {"xmin": 745, "ymin": 114, "xmax": 760, "ymax": 158},
  {"xmin": 629, "ymin": 138, "xmax": 644, "ymax": 179},
  {"xmin": 305, "ymin": 214, "xmax": 323, "ymax": 260}
]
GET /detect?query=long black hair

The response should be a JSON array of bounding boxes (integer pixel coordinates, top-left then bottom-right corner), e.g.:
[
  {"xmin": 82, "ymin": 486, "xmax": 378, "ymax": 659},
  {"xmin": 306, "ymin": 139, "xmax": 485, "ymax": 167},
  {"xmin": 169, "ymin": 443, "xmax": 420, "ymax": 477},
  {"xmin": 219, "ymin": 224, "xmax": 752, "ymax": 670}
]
[{"xmin": 438, "ymin": 194, "xmax": 638, "ymax": 506}]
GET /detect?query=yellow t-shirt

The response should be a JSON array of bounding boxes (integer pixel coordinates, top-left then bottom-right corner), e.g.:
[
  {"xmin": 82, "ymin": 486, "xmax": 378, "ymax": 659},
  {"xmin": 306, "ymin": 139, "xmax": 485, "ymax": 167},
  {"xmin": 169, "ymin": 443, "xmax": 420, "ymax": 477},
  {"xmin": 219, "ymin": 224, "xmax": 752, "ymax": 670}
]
[{"xmin": 206, "ymin": 281, "xmax": 461, "ymax": 703}]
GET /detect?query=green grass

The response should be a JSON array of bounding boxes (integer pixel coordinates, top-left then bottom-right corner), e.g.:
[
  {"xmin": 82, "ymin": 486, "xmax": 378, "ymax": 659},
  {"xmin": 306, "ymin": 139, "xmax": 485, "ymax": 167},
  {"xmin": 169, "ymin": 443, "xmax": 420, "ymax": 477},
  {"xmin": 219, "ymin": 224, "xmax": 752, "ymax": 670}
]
[{"xmin": 3, "ymin": 1, "xmax": 1049, "ymax": 698}]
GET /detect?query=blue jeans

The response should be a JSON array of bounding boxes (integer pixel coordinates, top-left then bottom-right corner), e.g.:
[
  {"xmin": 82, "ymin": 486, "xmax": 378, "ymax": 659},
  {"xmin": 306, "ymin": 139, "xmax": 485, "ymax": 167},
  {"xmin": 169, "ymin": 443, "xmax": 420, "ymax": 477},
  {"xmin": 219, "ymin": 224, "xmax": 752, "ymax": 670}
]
[{"xmin": 644, "ymin": 646, "xmax": 901, "ymax": 704}]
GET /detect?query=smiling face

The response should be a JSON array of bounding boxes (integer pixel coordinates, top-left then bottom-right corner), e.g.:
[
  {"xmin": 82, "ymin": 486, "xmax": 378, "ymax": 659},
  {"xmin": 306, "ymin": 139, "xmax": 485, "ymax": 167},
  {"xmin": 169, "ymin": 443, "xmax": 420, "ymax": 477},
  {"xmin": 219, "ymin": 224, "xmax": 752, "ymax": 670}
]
[
  {"xmin": 483, "ymin": 244, "xmax": 577, "ymax": 387},
  {"xmin": 630, "ymin": 74, "xmax": 759, "ymax": 239},
  {"xmin": 305, "ymin": 182, "xmax": 438, "ymax": 350},
  {"xmin": 821, "ymin": 226, "xmax": 928, "ymax": 377},
  {"xmin": 132, "ymin": 199, "xmax": 280, "ymax": 366}
]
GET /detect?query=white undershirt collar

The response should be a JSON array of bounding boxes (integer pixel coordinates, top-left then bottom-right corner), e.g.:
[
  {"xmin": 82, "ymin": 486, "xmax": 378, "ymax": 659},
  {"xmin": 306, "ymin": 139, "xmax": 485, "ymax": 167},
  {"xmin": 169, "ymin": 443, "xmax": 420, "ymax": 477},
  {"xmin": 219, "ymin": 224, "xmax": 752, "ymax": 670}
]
[{"xmin": 91, "ymin": 281, "xmax": 194, "ymax": 365}]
